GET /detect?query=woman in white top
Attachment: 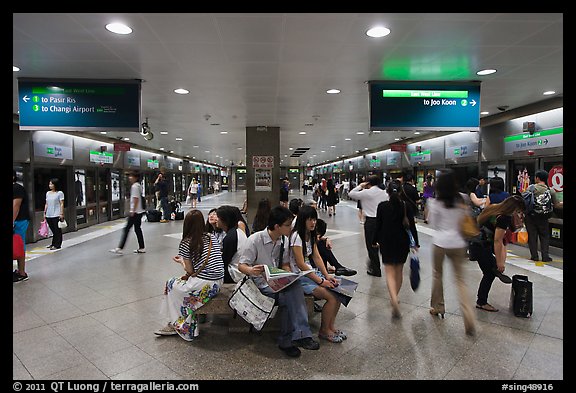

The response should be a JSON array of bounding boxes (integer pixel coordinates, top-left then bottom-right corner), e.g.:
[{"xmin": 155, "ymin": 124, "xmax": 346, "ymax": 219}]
[
  {"xmin": 188, "ymin": 179, "xmax": 199, "ymax": 208},
  {"xmin": 109, "ymin": 172, "xmax": 146, "ymax": 254},
  {"xmin": 289, "ymin": 205, "xmax": 345, "ymax": 343},
  {"xmin": 216, "ymin": 205, "xmax": 248, "ymax": 283},
  {"xmin": 44, "ymin": 178, "xmax": 65, "ymax": 250},
  {"xmin": 425, "ymin": 169, "xmax": 476, "ymax": 336}
]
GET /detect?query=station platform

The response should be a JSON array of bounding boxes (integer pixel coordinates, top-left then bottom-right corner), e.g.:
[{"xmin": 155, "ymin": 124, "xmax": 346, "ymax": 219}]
[{"xmin": 13, "ymin": 190, "xmax": 563, "ymax": 381}]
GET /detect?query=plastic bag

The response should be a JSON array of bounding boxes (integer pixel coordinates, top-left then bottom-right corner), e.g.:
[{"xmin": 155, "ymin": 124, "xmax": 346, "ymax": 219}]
[
  {"xmin": 58, "ymin": 219, "xmax": 68, "ymax": 229},
  {"xmin": 38, "ymin": 219, "xmax": 49, "ymax": 237},
  {"xmin": 13, "ymin": 234, "xmax": 24, "ymax": 260}
]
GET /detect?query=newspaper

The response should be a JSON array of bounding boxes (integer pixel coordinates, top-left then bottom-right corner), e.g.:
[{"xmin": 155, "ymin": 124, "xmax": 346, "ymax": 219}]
[
  {"xmin": 263, "ymin": 265, "xmax": 314, "ymax": 293},
  {"xmin": 328, "ymin": 277, "xmax": 358, "ymax": 307}
]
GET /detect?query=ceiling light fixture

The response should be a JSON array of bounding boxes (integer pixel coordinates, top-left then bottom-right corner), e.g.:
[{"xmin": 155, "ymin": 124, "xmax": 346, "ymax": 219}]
[
  {"xmin": 13, "ymin": 66, "xmax": 20, "ymax": 72},
  {"xmin": 326, "ymin": 89, "xmax": 341, "ymax": 94},
  {"xmin": 174, "ymin": 88, "xmax": 189, "ymax": 94},
  {"xmin": 543, "ymin": 90, "xmax": 556, "ymax": 95},
  {"xmin": 476, "ymin": 69, "xmax": 497, "ymax": 76},
  {"xmin": 366, "ymin": 26, "xmax": 391, "ymax": 38},
  {"xmin": 105, "ymin": 22, "xmax": 132, "ymax": 35}
]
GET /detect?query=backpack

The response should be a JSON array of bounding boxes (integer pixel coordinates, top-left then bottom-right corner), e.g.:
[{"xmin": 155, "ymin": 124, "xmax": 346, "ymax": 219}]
[{"xmin": 523, "ymin": 185, "xmax": 553, "ymax": 217}]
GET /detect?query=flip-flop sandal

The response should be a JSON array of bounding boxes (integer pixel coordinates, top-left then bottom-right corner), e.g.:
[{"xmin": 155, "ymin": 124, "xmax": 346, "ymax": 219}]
[
  {"xmin": 318, "ymin": 332, "xmax": 343, "ymax": 343},
  {"xmin": 476, "ymin": 304, "xmax": 499, "ymax": 312},
  {"xmin": 334, "ymin": 329, "xmax": 347, "ymax": 339}
]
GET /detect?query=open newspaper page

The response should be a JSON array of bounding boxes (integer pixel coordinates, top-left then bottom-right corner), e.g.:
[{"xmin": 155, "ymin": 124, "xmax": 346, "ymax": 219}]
[
  {"xmin": 263, "ymin": 265, "xmax": 314, "ymax": 293},
  {"xmin": 328, "ymin": 277, "xmax": 359, "ymax": 307}
]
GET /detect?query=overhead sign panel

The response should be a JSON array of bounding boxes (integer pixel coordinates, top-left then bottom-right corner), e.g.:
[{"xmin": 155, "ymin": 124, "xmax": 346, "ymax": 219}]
[
  {"xmin": 369, "ymin": 81, "xmax": 480, "ymax": 131},
  {"xmin": 18, "ymin": 78, "xmax": 141, "ymax": 131}
]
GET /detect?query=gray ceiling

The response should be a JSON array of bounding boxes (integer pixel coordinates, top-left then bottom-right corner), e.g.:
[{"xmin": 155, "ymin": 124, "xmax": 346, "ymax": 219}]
[{"xmin": 13, "ymin": 13, "xmax": 563, "ymax": 168}]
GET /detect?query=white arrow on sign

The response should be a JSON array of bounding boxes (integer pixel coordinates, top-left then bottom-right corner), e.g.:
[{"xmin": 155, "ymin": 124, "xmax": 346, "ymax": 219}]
[
  {"xmin": 470, "ymin": 99, "xmax": 477, "ymax": 106},
  {"xmin": 22, "ymin": 95, "xmax": 30, "ymax": 103}
]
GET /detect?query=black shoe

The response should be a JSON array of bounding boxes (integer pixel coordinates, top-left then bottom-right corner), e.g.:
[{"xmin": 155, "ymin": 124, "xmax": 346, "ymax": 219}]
[
  {"xmin": 293, "ymin": 337, "xmax": 320, "ymax": 350},
  {"xmin": 279, "ymin": 345, "xmax": 301, "ymax": 358},
  {"xmin": 492, "ymin": 268, "xmax": 512, "ymax": 284},
  {"xmin": 529, "ymin": 257, "xmax": 539, "ymax": 261},
  {"xmin": 366, "ymin": 270, "xmax": 382, "ymax": 277},
  {"xmin": 335, "ymin": 267, "xmax": 357, "ymax": 276},
  {"xmin": 541, "ymin": 257, "xmax": 553, "ymax": 262}
]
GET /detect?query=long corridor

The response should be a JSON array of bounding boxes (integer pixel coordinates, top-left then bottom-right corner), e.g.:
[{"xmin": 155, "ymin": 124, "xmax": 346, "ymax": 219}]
[{"xmin": 13, "ymin": 190, "xmax": 563, "ymax": 381}]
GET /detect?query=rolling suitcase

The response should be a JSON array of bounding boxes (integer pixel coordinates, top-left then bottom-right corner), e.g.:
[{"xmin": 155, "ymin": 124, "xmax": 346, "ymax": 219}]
[
  {"xmin": 146, "ymin": 209, "xmax": 162, "ymax": 222},
  {"xmin": 509, "ymin": 274, "xmax": 533, "ymax": 318}
]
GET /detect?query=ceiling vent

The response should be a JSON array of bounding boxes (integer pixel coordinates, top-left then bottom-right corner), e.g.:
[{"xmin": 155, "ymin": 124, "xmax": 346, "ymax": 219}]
[{"xmin": 290, "ymin": 147, "xmax": 310, "ymax": 157}]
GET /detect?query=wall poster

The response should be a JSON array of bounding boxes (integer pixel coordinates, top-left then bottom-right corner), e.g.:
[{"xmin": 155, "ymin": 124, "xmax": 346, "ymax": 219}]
[
  {"xmin": 255, "ymin": 169, "xmax": 272, "ymax": 191},
  {"xmin": 74, "ymin": 169, "xmax": 86, "ymax": 206}
]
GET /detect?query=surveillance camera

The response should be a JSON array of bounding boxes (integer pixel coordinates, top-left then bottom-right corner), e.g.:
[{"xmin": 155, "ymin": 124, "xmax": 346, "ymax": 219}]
[{"xmin": 497, "ymin": 106, "xmax": 509, "ymax": 112}]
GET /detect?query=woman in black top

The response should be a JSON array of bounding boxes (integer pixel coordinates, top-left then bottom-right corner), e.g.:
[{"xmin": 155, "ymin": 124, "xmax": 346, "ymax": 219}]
[{"xmin": 470, "ymin": 195, "xmax": 525, "ymax": 312}]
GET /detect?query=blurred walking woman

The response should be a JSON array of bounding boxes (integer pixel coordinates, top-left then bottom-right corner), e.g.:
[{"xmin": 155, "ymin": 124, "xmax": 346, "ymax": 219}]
[
  {"xmin": 44, "ymin": 178, "xmax": 65, "ymax": 250},
  {"xmin": 426, "ymin": 169, "xmax": 476, "ymax": 335},
  {"xmin": 155, "ymin": 210, "xmax": 224, "ymax": 341}
]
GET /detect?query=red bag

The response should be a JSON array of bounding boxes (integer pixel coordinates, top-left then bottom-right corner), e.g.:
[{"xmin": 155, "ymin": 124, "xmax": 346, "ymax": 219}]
[{"xmin": 13, "ymin": 234, "xmax": 24, "ymax": 260}]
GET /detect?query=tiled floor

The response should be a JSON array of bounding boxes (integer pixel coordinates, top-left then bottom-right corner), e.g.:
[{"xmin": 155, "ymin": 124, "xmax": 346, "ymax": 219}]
[{"xmin": 13, "ymin": 191, "xmax": 563, "ymax": 380}]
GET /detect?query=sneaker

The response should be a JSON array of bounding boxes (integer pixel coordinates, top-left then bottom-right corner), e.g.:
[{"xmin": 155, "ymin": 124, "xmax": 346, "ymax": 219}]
[
  {"xmin": 279, "ymin": 345, "xmax": 301, "ymax": 358},
  {"xmin": 109, "ymin": 248, "xmax": 123, "ymax": 254},
  {"xmin": 293, "ymin": 337, "xmax": 320, "ymax": 350},
  {"xmin": 13, "ymin": 271, "xmax": 29, "ymax": 283},
  {"xmin": 133, "ymin": 249, "xmax": 146, "ymax": 254},
  {"xmin": 154, "ymin": 323, "xmax": 177, "ymax": 336}
]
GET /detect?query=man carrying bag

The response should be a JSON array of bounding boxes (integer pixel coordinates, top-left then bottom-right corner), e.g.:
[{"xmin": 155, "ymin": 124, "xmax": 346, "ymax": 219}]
[{"xmin": 237, "ymin": 206, "xmax": 320, "ymax": 358}]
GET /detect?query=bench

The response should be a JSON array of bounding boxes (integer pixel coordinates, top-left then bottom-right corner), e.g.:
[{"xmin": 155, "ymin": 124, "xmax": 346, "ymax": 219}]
[{"xmin": 197, "ymin": 283, "xmax": 316, "ymax": 333}]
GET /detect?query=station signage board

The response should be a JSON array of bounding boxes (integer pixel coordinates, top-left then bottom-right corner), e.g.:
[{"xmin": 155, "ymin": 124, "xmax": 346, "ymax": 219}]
[
  {"xmin": 369, "ymin": 81, "xmax": 480, "ymax": 131},
  {"xmin": 18, "ymin": 78, "xmax": 141, "ymax": 131}
]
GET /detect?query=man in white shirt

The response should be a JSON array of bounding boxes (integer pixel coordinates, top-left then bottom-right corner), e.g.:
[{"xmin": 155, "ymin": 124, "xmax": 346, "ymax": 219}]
[
  {"xmin": 110, "ymin": 172, "xmax": 146, "ymax": 254},
  {"xmin": 348, "ymin": 175, "xmax": 389, "ymax": 277}
]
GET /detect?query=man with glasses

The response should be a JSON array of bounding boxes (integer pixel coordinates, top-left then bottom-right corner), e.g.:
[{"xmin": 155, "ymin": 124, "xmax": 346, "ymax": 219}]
[{"xmin": 238, "ymin": 205, "xmax": 319, "ymax": 358}]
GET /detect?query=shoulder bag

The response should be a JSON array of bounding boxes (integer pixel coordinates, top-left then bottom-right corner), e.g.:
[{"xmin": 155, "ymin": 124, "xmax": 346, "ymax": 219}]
[
  {"xmin": 228, "ymin": 276, "xmax": 276, "ymax": 331},
  {"xmin": 460, "ymin": 205, "xmax": 480, "ymax": 240},
  {"xmin": 180, "ymin": 235, "xmax": 212, "ymax": 280}
]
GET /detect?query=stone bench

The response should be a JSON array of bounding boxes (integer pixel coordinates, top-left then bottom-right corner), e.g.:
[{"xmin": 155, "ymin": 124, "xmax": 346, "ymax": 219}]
[{"xmin": 197, "ymin": 283, "xmax": 316, "ymax": 333}]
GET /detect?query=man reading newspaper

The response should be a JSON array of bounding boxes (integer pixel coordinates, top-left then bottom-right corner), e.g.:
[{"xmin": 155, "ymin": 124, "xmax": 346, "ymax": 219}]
[{"xmin": 238, "ymin": 206, "xmax": 320, "ymax": 358}]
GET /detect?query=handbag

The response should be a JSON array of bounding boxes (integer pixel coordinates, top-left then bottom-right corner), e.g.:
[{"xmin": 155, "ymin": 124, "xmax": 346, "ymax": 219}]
[
  {"xmin": 58, "ymin": 219, "xmax": 68, "ymax": 229},
  {"xmin": 228, "ymin": 276, "xmax": 276, "ymax": 331},
  {"xmin": 406, "ymin": 229, "xmax": 420, "ymax": 291},
  {"xmin": 38, "ymin": 219, "xmax": 50, "ymax": 237},
  {"xmin": 515, "ymin": 227, "xmax": 528, "ymax": 244},
  {"xmin": 460, "ymin": 207, "xmax": 480, "ymax": 240},
  {"xmin": 13, "ymin": 234, "xmax": 24, "ymax": 260}
]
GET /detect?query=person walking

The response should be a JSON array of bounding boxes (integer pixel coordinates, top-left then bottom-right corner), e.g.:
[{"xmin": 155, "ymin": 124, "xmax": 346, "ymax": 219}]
[
  {"xmin": 44, "ymin": 178, "xmax": 65, "ymax": 250},
  {"xmin": 155, "ymin": 172, "xmax": 170, "ymax": 222},
  {"xmin": 524, "ymin": 169, "xmax": 563, "ymax": 262},
  {"xmin": 348, "ymin": 175, "xmax": 389, "ymax": 277},
  {"xmin": 238, "ymin": 206, "xmax": 320, "ymax": 358},
  {"xmin": 109, "ymin": 172, "xmax": 146, "ymax": 255},
  {"xmin": 469, "ymin": 195, "xmax": 526, "ymax": 312},
  {"xmin": 13, "ymin": 170, "xmax": 30, "ymax": 282},
  {"xmin": 373, "ymin": 180, "xmax": 411, "ymax": 317},
  {"xmin": 425, "ymin": 169, "xmax": 477, "ymax": 335},
  {"xmin": 155, "ymin": 210, "xmax": 224, "ymax": 341}
]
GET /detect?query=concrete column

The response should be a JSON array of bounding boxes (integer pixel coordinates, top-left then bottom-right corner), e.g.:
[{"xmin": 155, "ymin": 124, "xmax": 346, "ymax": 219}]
[{"xmin": 245, "ymin": 126, "xmax": 280, "ymax": 224}]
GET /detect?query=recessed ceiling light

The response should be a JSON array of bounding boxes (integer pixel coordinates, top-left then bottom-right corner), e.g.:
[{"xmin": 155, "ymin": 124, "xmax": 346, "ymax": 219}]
[
  {"xmin": 289, "ymin": 147, "xmax": 293, "ymax": 150},
  {"xmin": 331, "ymin": 145, "xmax": 336, "ymax": 148},
  {"xmin": 356, "ymin": 131, "xmax": 364, "ymax": 135},
  {"xmin": 237, "ymin": 147, "xmax": 242, "ymax": 150},
  {"xmin": 394, "ymin": 138, "xmax": 400, "ymax": 141},
  {"xmin": 326, "ymin": 89, "xmax": 341, "ymax": 94},
  {"xmin": 321, "ymin": 151, "xmax": 325, "ymax": 153},
  {"xmin": 175, "ymin": 137, "xmax": 183, "ymax": 141},
  {"xmin": 160, "ymin": 147, "xmax": 165, "ymax": 150},
  {"xmin": 364, "ymin": 148, "xmax": 369, "ymax": 150},
  {"xmin": 169, "ymin": 150, "xmax": 174, "ymax": 153},
  {"xmin": 414, "ymin": 131, "xmax": 421, "ymax": 135},
  {"xmin": 193, "ymin": 145, "xmax": 199, "ymax": 148},
  {"xmin": 372, "ymin": 130, "xmax": 381, "ymax": 133},
  {"xmin": 476, "ymin": 69, "xmax": 497, "ymax": 76},
  {"xmin": 123, "ymin": 137, "xmax": 130, "ymax": 141},
  {"xmin": 105, "ymin": 22, "xmax": 132, "ymax": 35},
  {"xmin": 174, "ymin": 88, "xmax": 189, "ymax": 94},
  {"xmin": 299, "ymin": 131, "xmax": 307, "ymax": 135},
  {"xmin": 100, "ymin": 131, "xmax": 107, "ymax": 134},
  {"xmin": 186, "ymin": 155, "xmax": 190, "ymax": 157},
  {"xmin": 480, "ymin": 111, "xmax": 489, "ymax": 115},
  {"xmin": 13, "ymin": 66, "xmax": 20, "ymax": 72},
  {"xmin": 345, "ymin": 138, "xmax": 351, "ymax": 141},
  {"xmin": 543, "ymin": 90, "xmax": 556, "ymax": 96},
  {"xmin": 205, "ymin": 151, "xmax": 210, "ymax": 153},
  {"xmin": 366, "ymin": 26, "xmax": 391, "ymax": 38},
  {"xmin": 160, "ymin": 131, "xmax": 168, "ymax": 135},
  {"xmin": 220, "ymin": 131, "xmax": 228, "ymax": 134}
]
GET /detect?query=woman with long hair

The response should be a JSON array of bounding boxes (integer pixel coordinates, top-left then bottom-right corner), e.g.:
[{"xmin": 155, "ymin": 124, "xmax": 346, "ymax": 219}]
[
  {"xmin": 217, "ymin": 205, "xmax": 248, "ymax": 283},
  {"xmin": 426, "ymin": 169, "xmax": 476, "ymax": 335},
  {"xmin": 470, "ymin": 195, "xmax": 525, "ymax": 312},
  {"xmin": 44, "ymin": 178, "xmax": 65, "ymax": 250},
  {"xmin": 373, "ymin": 179, "xmax": 411, "ymax": 317},
  {"xmin": 205, "ymin": 208, "xmax": 225, "ymax": 245},
  {"xmin": 290, "ymin": 205, "xmax": 344, "ymax": 343},
  {"xmin": 252, "ymin": 198, "xmax": 271, "ymax": 233},
  {"xmin": 325, "ymin": 178, "xmax": 338, "ymax": 217},
  {"xmin": 155, "ymin": 210, "xmax": 224, "ymax": 341}
]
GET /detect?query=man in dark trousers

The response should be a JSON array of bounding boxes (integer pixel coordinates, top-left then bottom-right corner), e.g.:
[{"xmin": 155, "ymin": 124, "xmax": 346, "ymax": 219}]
[
  {"xmin": 154, "ymin": 172, "xmax": 170, "ymax": 223},
  {"xmin": 348, "ymin": 175, "xmax": 389, "ymax": 277}
]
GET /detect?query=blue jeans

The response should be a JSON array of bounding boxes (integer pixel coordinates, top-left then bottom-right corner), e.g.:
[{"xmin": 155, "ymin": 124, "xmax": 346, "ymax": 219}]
[
  {"xmin": 160, "ymin": 196, "xmax": 170, "ymax": 220},
  {"xmin": 260, "ymin": 282, "xmax": 313, "ymax": 347}
]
